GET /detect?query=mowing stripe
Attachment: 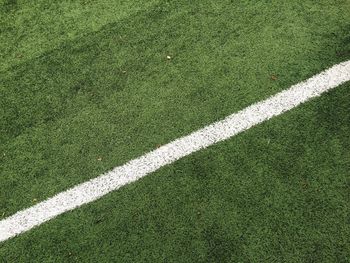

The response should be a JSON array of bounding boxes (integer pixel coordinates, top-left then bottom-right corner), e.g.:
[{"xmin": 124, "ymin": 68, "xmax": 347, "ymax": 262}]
[{"xmin": 1, "ymin": 61, "xmax": 350, "ymax": 243}]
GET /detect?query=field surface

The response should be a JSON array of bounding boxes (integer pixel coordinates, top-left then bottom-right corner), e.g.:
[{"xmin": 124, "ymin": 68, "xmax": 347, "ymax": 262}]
[{"xmin": 0, "ymin": 0, "xmax": 350, "ymax": 262}]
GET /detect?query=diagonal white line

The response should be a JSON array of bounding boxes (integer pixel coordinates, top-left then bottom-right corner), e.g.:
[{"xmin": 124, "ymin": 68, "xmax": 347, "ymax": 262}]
[{"xmin": 1, "ymin": 61, "xmax": 350, "ymax": 243}]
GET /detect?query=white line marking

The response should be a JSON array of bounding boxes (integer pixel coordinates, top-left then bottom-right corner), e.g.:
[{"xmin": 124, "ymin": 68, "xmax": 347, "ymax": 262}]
[{"xmin": 1, "ymin": 61, "xmax": 350, "ymax": 242}]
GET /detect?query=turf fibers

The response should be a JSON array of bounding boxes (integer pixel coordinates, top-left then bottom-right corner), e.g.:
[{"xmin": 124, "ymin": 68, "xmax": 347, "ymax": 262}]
[{"xmin": 0, "ymin": 0, "xmax": 350, "ymax": 262}]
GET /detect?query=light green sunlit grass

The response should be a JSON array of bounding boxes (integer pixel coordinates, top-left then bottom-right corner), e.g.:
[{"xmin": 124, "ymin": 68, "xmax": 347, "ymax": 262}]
[{"xmin": 0, "ymin": 0, "xmax": 161, "ymax": 71}]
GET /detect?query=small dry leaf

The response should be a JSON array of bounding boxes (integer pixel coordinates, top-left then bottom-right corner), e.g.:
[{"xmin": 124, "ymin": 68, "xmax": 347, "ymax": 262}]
[
  {"xmin": 156, "ymin": 144, "xmax": 162, "ymax": 148},
  {"xmin": 33, "ymin": 198, "xmax": 37, "ymax": 202},
  {"xmin": 97, "ymin": 157, "xmax": 102, "ymax": 161},
  {"xmin": 271, "ymin": 75, "xmax": 278, "ymax": 81},
  {"xmin": 122, "ymin": 70, "xmax": 127, "ymax": 74}
]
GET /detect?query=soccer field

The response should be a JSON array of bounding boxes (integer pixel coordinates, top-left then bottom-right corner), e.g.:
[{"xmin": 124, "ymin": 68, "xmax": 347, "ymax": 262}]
[{"xmin": 1, "ymin": 0, "xmax": 350, "ymax": 262}]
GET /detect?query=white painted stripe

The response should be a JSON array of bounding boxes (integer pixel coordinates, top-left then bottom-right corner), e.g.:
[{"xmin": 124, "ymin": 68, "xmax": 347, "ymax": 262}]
[{"xmin": 1, "ymin": 61, "xmax": 350, "ymax": 242}]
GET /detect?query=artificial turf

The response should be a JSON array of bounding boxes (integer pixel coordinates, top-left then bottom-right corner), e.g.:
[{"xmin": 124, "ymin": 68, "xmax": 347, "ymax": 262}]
[
  {"xmin": 1, "ymin": 82, "xmax": 350, "ymax": 262},
  {"xmin": 0, "ymin": 0, "xmax": 350, "ymax": 262}
]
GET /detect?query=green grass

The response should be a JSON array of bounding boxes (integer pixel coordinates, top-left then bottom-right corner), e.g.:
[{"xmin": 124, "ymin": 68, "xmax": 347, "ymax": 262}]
[
  {"xmin": 0, "ymin": 0, "xmax": 161, "ymax": 71},
  {"xmin": 0, "ymin": 0, "xmax": 350, "ymax": 261},
  {"xmin": 1, "ymin": 83, "xmax": 349, "ymax": 262}
]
